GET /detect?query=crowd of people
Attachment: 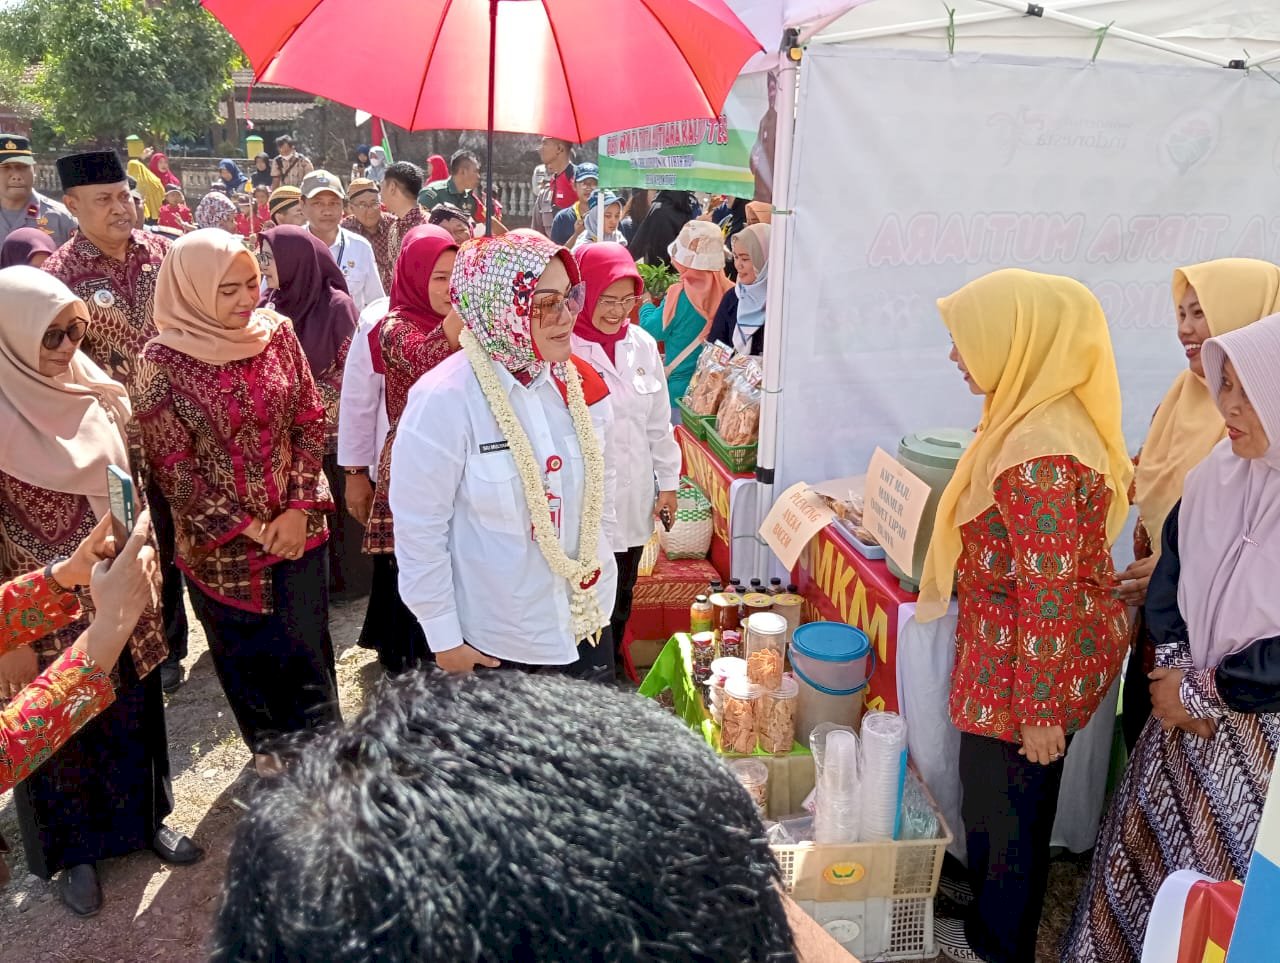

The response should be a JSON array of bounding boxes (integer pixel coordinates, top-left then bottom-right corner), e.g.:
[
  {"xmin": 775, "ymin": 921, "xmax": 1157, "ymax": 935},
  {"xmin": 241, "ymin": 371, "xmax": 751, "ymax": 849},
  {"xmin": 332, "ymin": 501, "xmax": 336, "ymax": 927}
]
[{"xmin": 0, "ymin": 126, "xmax": 1276, "ymax": 963}]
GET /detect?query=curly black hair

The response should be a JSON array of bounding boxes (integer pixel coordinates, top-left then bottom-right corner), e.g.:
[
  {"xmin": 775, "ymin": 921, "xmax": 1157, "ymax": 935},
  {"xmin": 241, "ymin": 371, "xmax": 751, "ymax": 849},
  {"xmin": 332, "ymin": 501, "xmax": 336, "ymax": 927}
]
[{"xmin": 211, "ymin": 669, "xmax": 797, "ymax": 962}]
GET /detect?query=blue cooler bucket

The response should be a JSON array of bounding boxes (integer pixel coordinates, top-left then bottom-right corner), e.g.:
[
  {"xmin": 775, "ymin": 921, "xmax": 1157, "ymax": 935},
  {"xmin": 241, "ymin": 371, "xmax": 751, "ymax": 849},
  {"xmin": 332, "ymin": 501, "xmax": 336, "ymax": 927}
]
[{"xmin": 790, "ymin": 622, "xmax": 874, "ymax": 695}]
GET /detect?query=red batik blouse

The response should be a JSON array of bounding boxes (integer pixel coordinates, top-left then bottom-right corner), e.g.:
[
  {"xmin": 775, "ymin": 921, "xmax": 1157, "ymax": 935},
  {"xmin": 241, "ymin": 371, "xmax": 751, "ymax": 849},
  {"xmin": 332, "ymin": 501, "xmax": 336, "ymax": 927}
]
[
  {"xmin": 362, "ymin": 314, "xmax": 455, "ymax": 554},
  {"xmin": 0, "ymin": 571, "xmax": 115, "ymax": 794},
  {"xmin": 136, "ymin": 318, "xmax": 334, "ymax": 614},
  {"xmin": 950, "ymin": 456, "xmax": 1128, "ymax": 743}
]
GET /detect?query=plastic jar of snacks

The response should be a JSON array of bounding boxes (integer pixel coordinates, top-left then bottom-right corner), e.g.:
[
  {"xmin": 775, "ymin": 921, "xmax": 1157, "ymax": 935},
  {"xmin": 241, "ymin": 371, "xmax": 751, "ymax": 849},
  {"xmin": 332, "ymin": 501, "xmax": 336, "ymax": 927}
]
[
  {"xmin": 730, "ymin": 758, "xmax": 769, "ymax": 814},
  {"xmin": 758, "ymin": 675, "xmax": 799, "ymax": 754},
  {"xmin": 721, "ymin": 676, "xmax": 762, "ymax": 755},
  {"xmin": 745, "ymin": 612, "xmax": 788, "ymax": 689}
]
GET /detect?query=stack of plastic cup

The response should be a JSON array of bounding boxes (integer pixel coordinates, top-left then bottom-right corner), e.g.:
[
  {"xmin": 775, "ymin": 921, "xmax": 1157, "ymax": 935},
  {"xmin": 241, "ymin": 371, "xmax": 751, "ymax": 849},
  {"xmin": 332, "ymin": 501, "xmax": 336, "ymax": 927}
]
[
  {"xmin": 813, "ymin": 729, "xmax": 861, "ymax": 844},
  {"xmin": 858, "ymin": 710, "xmax": 908, "ymax": 841}
]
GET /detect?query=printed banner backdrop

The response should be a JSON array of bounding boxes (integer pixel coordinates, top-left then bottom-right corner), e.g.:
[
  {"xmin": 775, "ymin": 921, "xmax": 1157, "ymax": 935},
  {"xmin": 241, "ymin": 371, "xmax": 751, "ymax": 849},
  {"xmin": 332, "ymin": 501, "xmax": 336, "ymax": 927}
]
[
  {"xmin": 597, "ymin": 72, "xmax": 772, "ymax": 198},
  {"xmin": 772, "ymin": 46, "xmax": 1280, "ymax": 498}
]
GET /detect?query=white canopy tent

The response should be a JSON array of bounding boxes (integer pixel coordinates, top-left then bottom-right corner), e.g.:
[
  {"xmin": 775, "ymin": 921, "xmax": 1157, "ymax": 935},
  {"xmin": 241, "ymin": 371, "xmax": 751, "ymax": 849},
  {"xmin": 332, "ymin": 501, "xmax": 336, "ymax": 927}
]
[
  {"xmin": 746, "ymin": 0, "xmax": 1280, "ymax": 575},
  {"xmin": 719, "ymin": 0, "xmax": 1280, "ymax": 859}
]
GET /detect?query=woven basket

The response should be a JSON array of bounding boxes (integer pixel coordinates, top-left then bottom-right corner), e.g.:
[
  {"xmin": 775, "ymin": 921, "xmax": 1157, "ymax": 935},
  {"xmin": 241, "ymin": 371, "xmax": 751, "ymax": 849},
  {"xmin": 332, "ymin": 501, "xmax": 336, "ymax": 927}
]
[{"xmin": 659, "ymin": 477, "xmax": 713, "ymax": 560}]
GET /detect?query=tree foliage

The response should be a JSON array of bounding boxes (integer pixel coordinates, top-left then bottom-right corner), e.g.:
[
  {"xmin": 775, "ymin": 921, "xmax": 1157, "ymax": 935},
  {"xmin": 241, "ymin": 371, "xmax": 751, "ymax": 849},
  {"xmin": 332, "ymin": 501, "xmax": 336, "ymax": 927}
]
[{"xmin": 0, "ymin": 0, "xmax": 243, "ymax": 145}]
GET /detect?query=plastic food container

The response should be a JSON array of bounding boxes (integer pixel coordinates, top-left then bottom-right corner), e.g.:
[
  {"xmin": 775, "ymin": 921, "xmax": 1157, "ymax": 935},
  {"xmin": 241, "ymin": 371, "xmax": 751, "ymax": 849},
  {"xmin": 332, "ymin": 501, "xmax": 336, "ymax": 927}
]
[
  {"xmin": 729, "ymin": 758, "xmax": 769, "ymax": 813},
  {"xmin": 719, "ymin": 629, "xmax": 743, "ymax": 660},
  {"xmin": 721, "ymin": 676, "xmax": 762, "ymax": 755},
  {"xmin": 758, "ymin": 675, "xmax": 800, "ymax": 754},
  {"xmin": 746, "ymin": 612, "xmax": 789, "ymax": 688},
  {"xmin": 790, "ymin": 621, "xmax": 873, "ymax": 694},
  {"xmin": 691, "ymin": 631, "xmax": 716, "ymax": 683}
]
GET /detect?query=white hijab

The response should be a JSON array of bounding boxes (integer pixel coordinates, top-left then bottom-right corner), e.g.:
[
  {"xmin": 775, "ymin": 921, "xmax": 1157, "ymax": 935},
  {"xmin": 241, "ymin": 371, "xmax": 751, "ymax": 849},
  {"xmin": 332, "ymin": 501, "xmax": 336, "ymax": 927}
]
[{"xmin": 1178, "ymin": 312, "xmax": 1280, "ymax": 669}]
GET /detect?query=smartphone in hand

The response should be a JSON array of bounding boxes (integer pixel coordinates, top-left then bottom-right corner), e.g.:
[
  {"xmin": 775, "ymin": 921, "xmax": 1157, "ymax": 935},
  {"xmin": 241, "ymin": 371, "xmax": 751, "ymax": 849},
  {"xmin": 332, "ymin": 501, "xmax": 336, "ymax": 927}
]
[{"xmin": 106, "ymin": 465, "xmax": 136, "ymax": 545}]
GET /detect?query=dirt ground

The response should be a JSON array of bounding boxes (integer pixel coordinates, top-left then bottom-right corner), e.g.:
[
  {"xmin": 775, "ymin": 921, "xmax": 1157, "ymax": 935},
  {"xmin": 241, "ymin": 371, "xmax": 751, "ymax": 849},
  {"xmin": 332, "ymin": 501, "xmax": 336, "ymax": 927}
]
[
  {"xmin": 0, "ymin": 593, "xmax": 1087, "ymax": 963},
  {"xmin": 0, "ymin": 594, "xmax": 378, "ymax": 963}
]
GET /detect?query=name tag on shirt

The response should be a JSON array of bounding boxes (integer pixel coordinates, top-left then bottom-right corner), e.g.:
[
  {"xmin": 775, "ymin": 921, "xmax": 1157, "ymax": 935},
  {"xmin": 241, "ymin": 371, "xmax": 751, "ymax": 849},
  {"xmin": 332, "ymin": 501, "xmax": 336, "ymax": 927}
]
[{"xmin": 479, "ymin": 441, "xmax": 510, "ymax": 454}]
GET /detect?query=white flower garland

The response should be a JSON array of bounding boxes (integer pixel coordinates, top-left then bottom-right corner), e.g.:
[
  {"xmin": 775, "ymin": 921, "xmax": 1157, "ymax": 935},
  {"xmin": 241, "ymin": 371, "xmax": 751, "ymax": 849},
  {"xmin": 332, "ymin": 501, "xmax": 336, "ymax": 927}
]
[{"xmin": 461, "ymin": 328, "xmax": 607, "ymax": 644}]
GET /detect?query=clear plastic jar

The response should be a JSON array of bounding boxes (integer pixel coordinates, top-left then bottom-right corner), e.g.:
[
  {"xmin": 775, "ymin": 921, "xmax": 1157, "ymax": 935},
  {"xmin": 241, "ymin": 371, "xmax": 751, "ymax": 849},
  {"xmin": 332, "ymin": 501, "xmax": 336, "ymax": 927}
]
[
  {"xmin": 730, "ymin": 758, "xmax": 769, "ymax": 814},
  {"xmin": 745, "ymin": 612, "xmax": 788, "ymax": 689},
  {"xmin": 721, "ymin": 676, "xmax": 762, "ymax": 755},
  {"xmin": 691, "ymin": 631, "xmax": 716, "ymax": 684},
  {"xmin": 758, "ymin": 675, "xmax": 799, "ymax": 754}
]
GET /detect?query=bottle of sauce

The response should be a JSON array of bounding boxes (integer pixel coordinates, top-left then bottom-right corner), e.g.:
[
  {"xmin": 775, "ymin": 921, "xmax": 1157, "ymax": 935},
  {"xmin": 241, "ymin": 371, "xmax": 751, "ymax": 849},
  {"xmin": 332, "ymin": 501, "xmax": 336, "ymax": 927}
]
[
  {"xmin": 749, "ymin": 578, "xmax": 763, "ymax": 593},
  {"xmin": 730, "ymin": 577, "xmax": 744, "ymax": 591},
  {"xmin": 768, "ymin": 577, "xmax": 784, "ymax": 595},
  {"xmin": 690, "ymin": 594, "xmax": 713, "ymax": 635}
]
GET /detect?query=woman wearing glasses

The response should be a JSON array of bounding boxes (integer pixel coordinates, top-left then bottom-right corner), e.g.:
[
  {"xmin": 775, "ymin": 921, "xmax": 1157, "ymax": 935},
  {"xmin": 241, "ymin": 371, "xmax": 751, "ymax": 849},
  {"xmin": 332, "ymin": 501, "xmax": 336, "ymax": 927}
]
[
  {"xmin": 390, "ymin": 231, "xmax": 619, "ymax": 680},
  {"xmin": 0, "ymin": 268, "xmax": 199, "ymax": 917},
  {"xmin": 136, "ymin": 230, "xmax": 339, "ymax": 778},
  {"xmin": 573, "ymin": 242, "xmax": 680, "ymax": 672}
]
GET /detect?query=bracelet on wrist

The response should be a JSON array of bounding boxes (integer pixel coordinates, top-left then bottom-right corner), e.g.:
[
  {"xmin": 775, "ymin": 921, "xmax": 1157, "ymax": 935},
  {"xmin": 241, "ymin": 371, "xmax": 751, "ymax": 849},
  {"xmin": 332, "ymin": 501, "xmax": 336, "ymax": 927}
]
[{"xmin": 45, "ymin": 557, "xmax": 76, "ymax": 593}]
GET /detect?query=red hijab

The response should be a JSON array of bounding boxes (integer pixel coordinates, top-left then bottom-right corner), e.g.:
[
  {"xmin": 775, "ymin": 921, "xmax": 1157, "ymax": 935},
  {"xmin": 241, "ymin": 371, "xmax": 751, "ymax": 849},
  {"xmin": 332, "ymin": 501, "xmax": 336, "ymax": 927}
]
[
  {"xmin": 426, "ymin": 154, "xmax": 449, "ymax": 183},
  {"xmin": 148, "ymin": 152, "xmax": 182, "ymax": 188},
  {"xmin": 369, "ymin": 224, "xmax": 457, "ymax": 373},
  {"xmin": 573, "ymin": 242, "xmax": 641, "ymax": 364}
]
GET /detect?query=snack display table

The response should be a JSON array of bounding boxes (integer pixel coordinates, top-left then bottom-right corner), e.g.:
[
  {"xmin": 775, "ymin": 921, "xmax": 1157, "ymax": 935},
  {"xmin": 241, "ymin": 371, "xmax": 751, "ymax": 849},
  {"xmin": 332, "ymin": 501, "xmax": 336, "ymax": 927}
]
[{"xmin": 793, "ymin": 520, "xmax": 1120, "ymax": 859}]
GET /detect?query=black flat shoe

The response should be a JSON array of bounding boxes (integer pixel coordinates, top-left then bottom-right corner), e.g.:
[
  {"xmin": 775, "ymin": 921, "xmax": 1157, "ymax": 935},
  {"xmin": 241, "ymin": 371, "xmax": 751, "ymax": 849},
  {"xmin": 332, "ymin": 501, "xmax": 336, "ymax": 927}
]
[
  {"xmin": 152, "ymin": 825, "xmax": 203, "ymax": 865},
  {"xmin": 160, "ymin": 661, "xmax": 183, "ymax": 693},
  {"xmin": 59, "ymin": 863, "xmax": 102, "ymax": 917}
]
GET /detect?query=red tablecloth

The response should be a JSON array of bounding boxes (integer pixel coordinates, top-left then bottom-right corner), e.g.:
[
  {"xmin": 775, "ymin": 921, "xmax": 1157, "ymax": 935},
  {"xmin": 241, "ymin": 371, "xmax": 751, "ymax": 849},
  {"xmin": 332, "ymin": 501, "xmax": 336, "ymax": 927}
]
[{"xmin": 791, "ymin": 522, "xmax": 917, "ymax": 713}]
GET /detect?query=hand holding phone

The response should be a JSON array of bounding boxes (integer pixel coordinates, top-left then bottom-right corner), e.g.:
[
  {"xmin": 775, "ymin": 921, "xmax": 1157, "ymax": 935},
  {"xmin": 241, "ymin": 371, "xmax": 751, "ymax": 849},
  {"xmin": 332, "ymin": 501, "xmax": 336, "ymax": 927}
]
[{"xmin": 106, "ymin": 465, "xmax": 136, "ymax": 546}]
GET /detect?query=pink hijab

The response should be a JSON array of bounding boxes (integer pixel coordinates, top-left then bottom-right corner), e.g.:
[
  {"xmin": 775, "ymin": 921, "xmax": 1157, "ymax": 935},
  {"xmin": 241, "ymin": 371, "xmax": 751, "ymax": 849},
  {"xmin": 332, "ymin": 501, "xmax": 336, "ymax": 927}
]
[
  {"xmin": 1178, "ymin": 312, "xmax": 1280, "ymax": 669},
  {"xmin": 573, "ymin": 242, "xmax": 641, "ymax": 364}
]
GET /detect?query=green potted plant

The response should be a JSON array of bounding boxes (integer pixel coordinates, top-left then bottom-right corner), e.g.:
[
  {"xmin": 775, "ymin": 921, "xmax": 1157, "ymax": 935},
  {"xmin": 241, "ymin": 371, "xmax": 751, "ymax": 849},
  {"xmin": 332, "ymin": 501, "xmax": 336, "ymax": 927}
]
[{"xmin": 637, "ymin": 262, "xmax": 679, "ymax": 302}]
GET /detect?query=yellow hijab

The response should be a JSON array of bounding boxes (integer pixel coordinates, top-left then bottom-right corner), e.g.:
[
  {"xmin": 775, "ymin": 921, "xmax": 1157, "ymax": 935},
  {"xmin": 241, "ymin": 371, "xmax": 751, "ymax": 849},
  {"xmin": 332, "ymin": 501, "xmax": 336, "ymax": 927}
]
[
  {"xmin": 917, "ymin": 269, "xmax": 1132, "ymax": 621},
  {"xmin": 128, "ymin": 158, "xmax": 166, "ymax": 220},
  {"xmin": 1133, "ymin": 258, "xmax": 1280, "ymax": 551}
]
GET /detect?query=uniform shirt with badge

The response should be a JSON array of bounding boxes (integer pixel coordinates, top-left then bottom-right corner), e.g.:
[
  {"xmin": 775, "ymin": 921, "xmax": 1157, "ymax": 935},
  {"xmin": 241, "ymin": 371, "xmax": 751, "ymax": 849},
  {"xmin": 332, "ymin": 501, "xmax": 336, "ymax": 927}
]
[
  {"xmin": 314, "ymin": 225, "xmax": 385, "ymax": 313},
  {"xmin": 390, "ymin": 350, "xmax": 619, "ymax": 666},
  {"xmin": 572, "ymin": 326, "xmax": 681, "ymax": 551},
  {"xmin": 0, "ymin": 191, "xmax": 77, "ymax": 247}
]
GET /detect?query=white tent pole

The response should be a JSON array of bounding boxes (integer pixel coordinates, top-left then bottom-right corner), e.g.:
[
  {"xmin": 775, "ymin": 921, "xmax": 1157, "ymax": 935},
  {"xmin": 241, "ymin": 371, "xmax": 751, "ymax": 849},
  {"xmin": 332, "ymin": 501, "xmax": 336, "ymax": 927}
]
[
  {"xmin": 1245, "ymin": 49, "xmax": 1280, "ymax": 69},
  {"xmin": 973, "ymin": 0, "xmax": 1235, "ymax": 68},
  {"xmin": 753, "ymin": 34, "xmax": 801, "ymax": 579},
  {"xmin": 813, "ymin": 0, "xmax": 1100, "ymax": 46}
]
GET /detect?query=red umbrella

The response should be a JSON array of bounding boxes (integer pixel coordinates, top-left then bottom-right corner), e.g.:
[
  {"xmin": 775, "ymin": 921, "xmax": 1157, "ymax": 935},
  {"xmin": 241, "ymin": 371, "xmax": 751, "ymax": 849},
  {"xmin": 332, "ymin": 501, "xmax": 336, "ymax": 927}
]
[{"xmin": 203, "ymin": 0, "xmax": 762, "ymax": 230}]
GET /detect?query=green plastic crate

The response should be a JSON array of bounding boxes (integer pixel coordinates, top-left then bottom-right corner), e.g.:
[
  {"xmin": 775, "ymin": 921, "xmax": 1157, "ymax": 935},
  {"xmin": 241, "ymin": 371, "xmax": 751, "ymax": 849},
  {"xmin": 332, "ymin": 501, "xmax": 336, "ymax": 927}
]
[
  {"xmin": 675, "ymin": 396, "xmax": 715, "ymax": 441},
  {"xmin": 707, "ymin": 423, "xmax": 758, "ymax": 474}
]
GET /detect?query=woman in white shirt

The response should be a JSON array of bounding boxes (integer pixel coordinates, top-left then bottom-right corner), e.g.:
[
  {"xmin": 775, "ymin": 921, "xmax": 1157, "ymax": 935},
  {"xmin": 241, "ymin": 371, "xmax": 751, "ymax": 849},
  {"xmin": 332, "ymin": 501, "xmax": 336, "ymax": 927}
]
[
  {"xmin": 573, "ymin": 243, "xmax": 681, "ymax": 666},
  {"xmin": 390, "ymin": 231, "xmax": 618, "ymax": 679}
]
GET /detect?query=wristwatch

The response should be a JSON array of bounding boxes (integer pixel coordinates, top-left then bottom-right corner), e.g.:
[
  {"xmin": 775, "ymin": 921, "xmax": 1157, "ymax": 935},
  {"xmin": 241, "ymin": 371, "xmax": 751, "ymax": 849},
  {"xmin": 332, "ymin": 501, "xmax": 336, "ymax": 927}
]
[{"xmin": 343, "ymin": 467, "xmax": 369, "ymax": 476}]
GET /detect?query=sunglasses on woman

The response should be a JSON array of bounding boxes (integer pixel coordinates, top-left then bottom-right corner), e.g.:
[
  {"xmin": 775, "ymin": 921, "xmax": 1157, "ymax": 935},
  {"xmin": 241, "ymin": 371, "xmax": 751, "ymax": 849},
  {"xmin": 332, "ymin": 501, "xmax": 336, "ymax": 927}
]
[
  {"xmin": 532, "ymin": 283, "xmax": 586, "ymax": 320},
  {"xmin": 42, "ymin": 320, "xmax": 90, "ymax": 350}
]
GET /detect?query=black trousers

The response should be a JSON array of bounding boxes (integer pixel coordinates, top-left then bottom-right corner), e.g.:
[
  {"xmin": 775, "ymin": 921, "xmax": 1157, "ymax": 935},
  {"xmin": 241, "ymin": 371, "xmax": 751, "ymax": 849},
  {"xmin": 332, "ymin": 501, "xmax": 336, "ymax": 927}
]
[
  {"xmin": 959, "ymin": 730, "xmax": 1070, "ymax": 963},
  {"xmin": 489, "ymin": 627, "xmax": 616, "ymax": 685},
  {"xmin": 187, "ymin": 546, "xmax": 340, "ymax": 754},
  {"xmin": 147, "ymin": 479, "xmax": 189, "ymax": 663},
  {"xmin": 14, "ymin": 651, "xmax": 171, "ymax": 878},
  {"xmin": 360, "ymin": 554, "xmax": 432, "ymax": 675},
  {"xmin": 1120, "ymin": 625, "xmax": 1154, "ymax": 753},
  {"xmin": 610, "ymin": 545, "xmax": 646, "ymax": 664},
  {"xmin": 322, "ymin": 453, "xmax": 373, "ymax": 599}
]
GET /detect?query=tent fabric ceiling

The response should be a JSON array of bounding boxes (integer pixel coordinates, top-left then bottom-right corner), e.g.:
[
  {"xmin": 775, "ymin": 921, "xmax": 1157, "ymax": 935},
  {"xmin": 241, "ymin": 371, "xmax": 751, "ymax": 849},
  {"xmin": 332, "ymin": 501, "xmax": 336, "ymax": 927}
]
[{"xmin": 727, "ymin": 0, "xmax": 1280, "ymax": 68}]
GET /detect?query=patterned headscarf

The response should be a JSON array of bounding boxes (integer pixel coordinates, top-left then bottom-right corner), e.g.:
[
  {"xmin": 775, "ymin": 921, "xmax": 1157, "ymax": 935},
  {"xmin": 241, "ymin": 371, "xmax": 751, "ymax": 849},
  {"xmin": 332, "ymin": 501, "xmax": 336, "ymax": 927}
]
[
  {"xmin": 195, "ymin": 190, "xmax": 237, "ymax": 230},
  {"xmin": 451, "ymin": 230, "xmax": 580, "ymax": 384}
]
